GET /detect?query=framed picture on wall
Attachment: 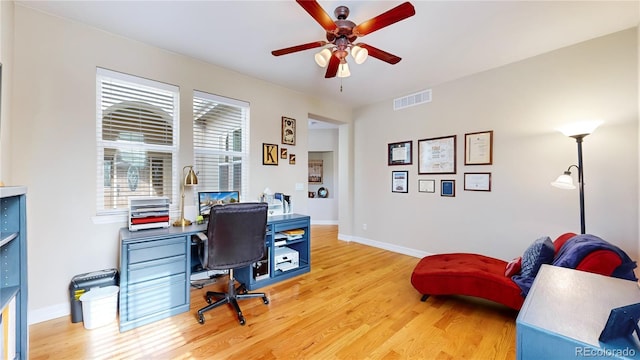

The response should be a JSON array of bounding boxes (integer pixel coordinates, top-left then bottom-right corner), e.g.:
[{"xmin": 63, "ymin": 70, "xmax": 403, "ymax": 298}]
[
  {"xmin": 418, "ymin": 135, "xmax": 456, "ymax": 174},
  {"xmin": 282, "ymin": 117, "xmax": 296, "ymax": 145},
  {"xmin": 465, "ymin": 130, "xmax": 493, "ymax": 165},
  {"xmin": 464, "ymin": 172, "xmax": 491, "ymax": 191},
  {"xmin": 441, "ymin": 180, "xmax": 455, "ymax": 197},
  {"xmin": 418, "ymin": 179, "xmax": 435, "ymax": 193},
  {"xmin": 392, "ymin": 171, "xmax": 409, "ymax": 193},
  {"xmin": 388, "ymin": 141, "xmax": 412, "ymax": 165},
  {"xmin": 308, "ymin": 159, "xmax": 323, "ymax": 183},
  {"xmin": 262, "ymin": 143, "xmax": 278, "ymax": 165}
]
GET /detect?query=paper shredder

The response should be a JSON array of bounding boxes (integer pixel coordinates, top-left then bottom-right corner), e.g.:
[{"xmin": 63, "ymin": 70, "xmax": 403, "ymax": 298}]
[{"xmin": 69, "ymin": 268, "xmax": 119, "ymax": 323}]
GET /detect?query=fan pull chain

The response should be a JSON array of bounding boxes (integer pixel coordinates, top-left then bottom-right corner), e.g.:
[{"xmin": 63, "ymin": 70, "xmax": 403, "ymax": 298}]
[{"xmin": 340, "ymin": 78, "xmax": 343, "ymax": 92}]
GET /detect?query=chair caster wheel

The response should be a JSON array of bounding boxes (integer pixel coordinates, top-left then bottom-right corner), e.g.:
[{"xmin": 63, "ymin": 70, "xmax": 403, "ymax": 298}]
[
  {"xmin": 198, "ymin": 314, "xmax": 205, "ymax": 324},
  {"xmin": 239, "ymin": 316, "xmax": 246, "ymax": 325},
  {"xmin": 206, "ymin": 297, "xmax": 212, "ymax": 304},
  {"xmin": 263, "ymin": 296, "xmax": 269, "ymax": 305}
]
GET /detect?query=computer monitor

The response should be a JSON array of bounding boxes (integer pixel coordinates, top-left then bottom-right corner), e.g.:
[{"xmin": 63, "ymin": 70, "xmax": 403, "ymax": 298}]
[{"xmin": 198, "ymin": 191, "xmax": 240, "ymax": 218}]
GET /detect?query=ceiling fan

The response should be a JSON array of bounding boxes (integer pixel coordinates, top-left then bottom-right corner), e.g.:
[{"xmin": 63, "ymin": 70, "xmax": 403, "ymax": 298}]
[{"xmin": 271, "ymin": 1, "xmax": 416, "ymax": 78}]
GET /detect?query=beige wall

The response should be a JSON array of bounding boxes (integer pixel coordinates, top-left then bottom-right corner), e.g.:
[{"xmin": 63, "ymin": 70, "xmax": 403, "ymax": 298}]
[
  {"xmin": 351, "ymin": 28, "xmax": 638, "ymax": 261},
  {"xmin": 0, "ymin": 1, "xmax": 14, "ymax": 183},
  {"xmin": 9, "ymin": 5, "xmax": 352, "ymax": 322}
]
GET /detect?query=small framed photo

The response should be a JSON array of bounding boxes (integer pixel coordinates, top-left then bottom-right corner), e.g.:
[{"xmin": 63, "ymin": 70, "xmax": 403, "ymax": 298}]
[
  {"xmin": 418, "ymin": 179, "xmax": 435, "ymax": 193},
  {"xmin": 441, "ymin": 180, "xmax": 455, "ymax": 197},
  {"xmin": 392, "ymin": 171, "xmax": 409, "ymax": 193},
  {"xmin": 465, "ymin": 130, "xmax": 493, "ymax": 165},
  {"xmin": 308, "ymin": 159, "xmax": 323, "ymax": 184},
  {"xmin": 388, "ymin": 141, "xmax": 412, "ymax": 165},
  {"xmin": 282, "ymin": 117, "xmax": 296, "ymax": 145},
  {"xmin": 464, "ymin": 172, "xmax": 491, "ymax": 191},
  {"xmin": 262, "ymin": 143, "xmax": 278, "ymax": 165},
  {"xmin": 289, "ymin": 153, "xmax": 296, "ymax": 165},
  {"xmin": 280, "ymin": 147, "xmax": 288, "ymax": 159}
]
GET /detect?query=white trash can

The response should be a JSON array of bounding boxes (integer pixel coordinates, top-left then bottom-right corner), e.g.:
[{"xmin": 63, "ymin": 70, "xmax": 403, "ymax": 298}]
[{"xmin": 79, "ymin": 285, "xmax": 119, "ymax": 329}]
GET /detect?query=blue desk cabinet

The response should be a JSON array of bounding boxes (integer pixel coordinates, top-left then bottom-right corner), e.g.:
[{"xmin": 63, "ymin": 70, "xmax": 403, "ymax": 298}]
[
  {"xmin": 0, "ymin": 186, "xmax": 28, "ymax": 359},
  {"xmin": 119, "ymin": 226, "xmax": 204, "ymax": 332},
  {"xmin": 517, "ymin": 265, "xmax": 640, "ymax": 360},
  {"xmin": 119, "ymin": 213, "xmax": 310, "ymax": 332},
  {"xmin": 236, "ymin": 213, "xmax": 311, "ymax": 290}
]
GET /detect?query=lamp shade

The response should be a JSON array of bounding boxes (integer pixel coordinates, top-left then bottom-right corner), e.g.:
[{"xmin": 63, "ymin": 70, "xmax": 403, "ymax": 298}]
[
  {"xmin": 184, "ymin": 166, "xmax": 198, "ymax": 186},
  {"xmin": 314, "ymin": 48, "xmax": 332, "ymax": 68},
  {"xmin": 337, "ymin": 62, "xmax": 351, "ymax": 78},
  {"xmin": 551, "ymin": 172, "xmax": 576, "ymax": 189},
  {"xmin": 351, "ymin": 45, "xmax": 368, "ymax": 64},
  {"xmin": 557, "ymin": 120, "xmax": 603, "ymax": 137}
]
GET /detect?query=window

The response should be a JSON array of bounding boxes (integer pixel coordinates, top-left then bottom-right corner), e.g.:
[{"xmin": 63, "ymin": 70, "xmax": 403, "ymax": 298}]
[
  {"xmin": 96, "ymin": 68, "xmax": 179, "ymax": 215},
  {"xmin": 193, "ymin": 91, "xmax": 249, "ymax": 198}
]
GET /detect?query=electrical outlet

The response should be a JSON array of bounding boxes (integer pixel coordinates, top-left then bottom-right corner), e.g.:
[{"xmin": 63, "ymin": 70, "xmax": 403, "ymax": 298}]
[{"xmin": 362, "ymin": 223, "xmax": 367, "ymax": 230}]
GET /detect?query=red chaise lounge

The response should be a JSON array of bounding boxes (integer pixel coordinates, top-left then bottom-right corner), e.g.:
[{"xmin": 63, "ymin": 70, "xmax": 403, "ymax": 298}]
[{"xmin": 410, "ymin": 232, "xmax": 637, "ymax": 310}]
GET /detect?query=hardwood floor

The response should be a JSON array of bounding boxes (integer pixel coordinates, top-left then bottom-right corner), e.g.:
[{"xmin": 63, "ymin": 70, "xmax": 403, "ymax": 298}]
[{"xmin": 29, "ymin": 225, "xmax": 517, "ymax": 359}]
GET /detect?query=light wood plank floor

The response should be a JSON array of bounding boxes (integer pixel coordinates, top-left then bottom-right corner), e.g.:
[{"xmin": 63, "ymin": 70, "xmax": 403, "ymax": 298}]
[{"xmin": 30, "ymin": 225, "xmax": 517, "ymax": 359}]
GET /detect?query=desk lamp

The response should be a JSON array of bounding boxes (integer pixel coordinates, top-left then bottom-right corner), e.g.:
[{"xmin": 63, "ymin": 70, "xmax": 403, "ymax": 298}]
[
  {"xmin": 173, "ymin": 165, "xmax": 198, "ymax": 227},
  {"xmin": 551, "ymin": 121, "xmax": 602, "ymax": 234}
]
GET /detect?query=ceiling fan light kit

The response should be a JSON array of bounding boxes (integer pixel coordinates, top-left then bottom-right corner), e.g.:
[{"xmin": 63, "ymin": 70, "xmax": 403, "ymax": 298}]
[
  {"xmin": 350, "ymin": 45, "xmax": 368, "ymax": 65},
  {"xmin": 272, "ymin": 1, "xmax": 416, "ymax": 79},
  {"xmin": 314, "ymin": 48, "xmax": 332, "ymax": 67},
  {"xmin": 337, "ymin": 63, "xmax": 351, "ymax": 78}
]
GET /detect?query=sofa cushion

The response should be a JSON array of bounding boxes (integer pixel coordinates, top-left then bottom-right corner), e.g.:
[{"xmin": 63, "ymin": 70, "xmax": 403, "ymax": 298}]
[
  {"xmin": 505, "ymin": 257, "xmax": 522, "ymax": 277},
  {"xmin": 512, "ymin": 236, "xmax": 555, "ymax": 296}
]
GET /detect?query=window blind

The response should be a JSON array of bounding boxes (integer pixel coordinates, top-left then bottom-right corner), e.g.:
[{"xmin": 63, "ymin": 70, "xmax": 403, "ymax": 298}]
[
  {"xmin": 193, "ymin": 91, "xmax": 249, "ymax": 199},
  {"xmin": 96, "ymin": 68, "xmax": 179, "ymax": 214}
]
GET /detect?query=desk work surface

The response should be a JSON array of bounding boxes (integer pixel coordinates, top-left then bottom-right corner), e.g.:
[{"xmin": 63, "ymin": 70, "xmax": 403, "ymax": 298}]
[
  {"xmin": 120, "ymin": 212, "xmax": 310, "ymax": 241},
  {"xmin": 517, "ymin": 265, "xmax": 640, "ymax": 359}
]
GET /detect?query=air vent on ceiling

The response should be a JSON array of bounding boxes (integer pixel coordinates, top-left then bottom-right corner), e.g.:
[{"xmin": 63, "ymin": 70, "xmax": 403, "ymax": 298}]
[{"xmin": 393, "ymin": 89, "xmax": 432, "ymax": 111}]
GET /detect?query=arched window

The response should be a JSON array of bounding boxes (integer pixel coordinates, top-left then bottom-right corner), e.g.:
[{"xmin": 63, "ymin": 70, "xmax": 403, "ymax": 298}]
[{"xmin": 96, "ymin": 68, "xmax": 179, "ymax": 214}]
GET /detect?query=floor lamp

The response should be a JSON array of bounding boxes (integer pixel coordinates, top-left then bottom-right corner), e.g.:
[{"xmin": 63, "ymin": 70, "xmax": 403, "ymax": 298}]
[
  {"xmin": 551, "ymin": 121, "xmax": 602, "ymax": 235},
  {"xmin": 173, "ymin": 165, "xmax": 198, "ymax": 227}
]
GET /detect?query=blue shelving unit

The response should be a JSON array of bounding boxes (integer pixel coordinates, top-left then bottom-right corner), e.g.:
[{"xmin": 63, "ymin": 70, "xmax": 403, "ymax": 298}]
[{"xmin": 0, "ymin": 186, "xmax": 28, "ymax": 359}]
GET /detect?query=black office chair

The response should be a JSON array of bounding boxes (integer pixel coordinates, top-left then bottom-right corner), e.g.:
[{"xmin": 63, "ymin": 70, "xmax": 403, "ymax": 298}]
[{"xmin": 196, "ymin": 202, "xmax": 270, "ymax": 325}]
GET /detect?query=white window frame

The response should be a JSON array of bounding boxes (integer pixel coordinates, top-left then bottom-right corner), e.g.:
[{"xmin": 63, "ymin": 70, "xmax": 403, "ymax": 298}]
[
  {"xmin": 95, "ymin": 68, "xmax": 180, "ymax": 221},
  {"xmin": 193, "ymin": 90, "xmax": 249, "ymax": 200}
]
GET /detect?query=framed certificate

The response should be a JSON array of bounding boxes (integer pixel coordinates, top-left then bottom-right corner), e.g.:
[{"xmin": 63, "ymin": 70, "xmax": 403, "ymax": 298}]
[
  {"xmin": 441, "ymin": 180, "xmax": 455, "ymax": 197},
  {"xmin": 392, "ymin": 171, "xmax": 409, "ymax": 193},
  {"xmin": 465, "ymin": 130, "xmax": 493, "ymax": 165},
  {"xmin": 464, "ymin": 172, "xmax": 491, "ymax": 191},
  {"xmin": 418, "ymin": 179, "xmax": 435, "ymax": 193},
  {"xmin": 418, "ymin": 135, "xmax": 456, "ymax": 174},
  {"xmin": 388, "ymin": 141, "xmax": 412, "ymax": 165}
]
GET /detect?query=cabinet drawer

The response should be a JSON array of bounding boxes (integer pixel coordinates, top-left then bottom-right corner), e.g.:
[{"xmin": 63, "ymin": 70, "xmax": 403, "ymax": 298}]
[
  {"xmin": 128, "ymin": 255, "xmax": 186, "ymax": 284},
  {"xmin": 128, "ymin": 237, "xmax": 186, "ymax": 264},
  {"xmin": 273, "ymin": 219, "xmax": 308, "ymax": 233},
  {"xmin": 125, "ymin": 274, "xmax": 187, "ymax": 320}
]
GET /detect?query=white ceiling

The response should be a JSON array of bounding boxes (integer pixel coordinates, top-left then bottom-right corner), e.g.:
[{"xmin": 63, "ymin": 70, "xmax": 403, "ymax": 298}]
[{"xmin": 17, "ymin": 1, "xmax": 640, "ymax": 109}]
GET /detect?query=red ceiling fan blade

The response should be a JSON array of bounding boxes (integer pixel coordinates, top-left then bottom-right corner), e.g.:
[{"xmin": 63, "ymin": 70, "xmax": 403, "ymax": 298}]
[
  {"xmin": 356, "ymin": 43, "xmax": 402, "ymax": 64},
  {"xmin": 353, "ymin": 2, "xmax": 415, "ymax": 37},
  {"xmin": 324, "ymin": 55, "xmax": 340, "ymax": 78},
  {"xmin": 296, "ymin": 0, "xmax": 338, "ymax": 32},
  {"xmin": 272, "ymin": 41, "xmax": 328, "ymax": 56}
]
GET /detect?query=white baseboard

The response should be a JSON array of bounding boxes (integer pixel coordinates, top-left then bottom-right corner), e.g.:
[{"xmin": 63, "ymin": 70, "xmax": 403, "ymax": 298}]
[
  {"xmin": 338, "ymin": 233, "xmax": 432, "ymax": 259},
  {"xmin": 29, "ymin": 303, "xmax": 70, "ymax": 325}
]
